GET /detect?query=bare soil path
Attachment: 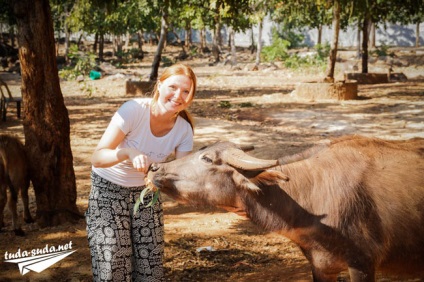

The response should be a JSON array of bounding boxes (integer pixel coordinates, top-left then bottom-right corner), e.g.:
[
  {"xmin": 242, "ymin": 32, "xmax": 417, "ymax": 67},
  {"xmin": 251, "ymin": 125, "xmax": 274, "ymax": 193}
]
[{"xmin": 0, "ymin": 47, "xmax": 423, "ymax": 281}]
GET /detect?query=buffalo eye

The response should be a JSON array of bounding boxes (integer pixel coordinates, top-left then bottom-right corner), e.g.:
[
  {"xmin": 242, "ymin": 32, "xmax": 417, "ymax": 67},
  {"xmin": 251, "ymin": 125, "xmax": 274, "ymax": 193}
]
[
  {"xmin": 149, "ymin": 163, "xmax": 160, "ymax": 172},
  {"xmin": 201, "ymin": 154, "xmax": 213, "ymax": 164}
]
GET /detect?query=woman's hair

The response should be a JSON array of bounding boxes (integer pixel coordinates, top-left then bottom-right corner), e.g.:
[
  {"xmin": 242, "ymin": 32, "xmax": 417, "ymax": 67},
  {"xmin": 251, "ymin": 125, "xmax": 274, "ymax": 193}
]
[{"xmin": 151, "ymin": 63, "xmax": 197, "ymax": 130}]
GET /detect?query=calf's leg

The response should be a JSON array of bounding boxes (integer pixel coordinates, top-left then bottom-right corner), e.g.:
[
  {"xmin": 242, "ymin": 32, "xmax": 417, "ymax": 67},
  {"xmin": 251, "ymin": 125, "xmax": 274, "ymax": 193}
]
[
  {"xmin": 0, "ymin": 184, "xmax": 6, "ymax": 229},
  {"xmin": 21, "ymin": 185, "xmax": 33, "ymax": 224},
  {"xmin": 7, "ymin": 184, "xmax": 25, "ymax": 236}
]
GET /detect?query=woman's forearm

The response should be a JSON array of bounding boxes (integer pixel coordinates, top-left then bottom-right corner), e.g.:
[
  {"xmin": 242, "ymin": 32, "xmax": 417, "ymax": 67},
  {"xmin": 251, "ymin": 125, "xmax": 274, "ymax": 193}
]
[{"xmin": 91, "ymin": 148, "xmax": 132, "ymax": 168}]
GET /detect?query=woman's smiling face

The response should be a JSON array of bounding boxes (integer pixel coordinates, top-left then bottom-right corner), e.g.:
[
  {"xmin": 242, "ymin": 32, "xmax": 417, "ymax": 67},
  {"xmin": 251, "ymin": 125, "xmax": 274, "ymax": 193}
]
[{"xmin": 157, "ymin": 74, "xmax": 193, "ymax": 113}]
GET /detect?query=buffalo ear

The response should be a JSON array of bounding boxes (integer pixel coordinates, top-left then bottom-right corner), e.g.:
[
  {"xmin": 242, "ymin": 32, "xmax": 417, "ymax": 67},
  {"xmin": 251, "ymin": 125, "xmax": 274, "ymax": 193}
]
[
  {"xmin": 255, "ymin": 171, "xmax": 289, "ymax": 184},
  {"xmin": 231, "ymin": 171, "xmax": 261, "ymax": 192}
]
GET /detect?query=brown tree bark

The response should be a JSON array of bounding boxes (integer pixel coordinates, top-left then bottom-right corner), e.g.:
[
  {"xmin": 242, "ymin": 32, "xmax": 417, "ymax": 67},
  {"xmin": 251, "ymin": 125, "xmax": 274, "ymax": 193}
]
[
  {"xmin": 317, "ymin": 24, "xmax": 322, "ymax": 45},
  {"xmin": 212, "ymin": 21, "xmax": 221, "ymax": 63},
  {"xmin": 324, "ymin": 0, "xmax": 340, "ymax": 81},
  {"xmin": 200, "ymin": 28, "xmax": 206, "ymax": 53},
  {"xmin": 416, "ymin": 22, "xmax": 420, "ymax": 48},
  {"xmin": 356, "ymin": 20, "xmax": 361, "ymax": 59},
  {"xmin": 361, "ymin": 14, "xmax": 371, "ymax": 73},
  {"xmin": 229, "ymin": 26, "xmax": 236, "ymax": 66},
  {"xmin": 10, "ymin": 0, "xmax": 81, "ymax": 227},
  {"xmin": 93, "ymin": 32, "xmax": 98, "ymax": 53},
  {"xmin": 255, "ymin": 19, "xmax": 263, "ymax": 67},
  {"xmin": 99, "ymin": 32, "xmax": 104, "ymax": 61},
  {"xmin": 149, "ymin": 0, "xmax": 169, "ymax": 81}
]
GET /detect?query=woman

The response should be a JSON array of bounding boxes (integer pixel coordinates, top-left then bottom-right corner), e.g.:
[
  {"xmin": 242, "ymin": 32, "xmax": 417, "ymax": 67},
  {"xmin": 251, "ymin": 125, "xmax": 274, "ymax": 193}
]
[{"xmin": 86, "ymin": 63, "xmax": 197, "ymax": 281}]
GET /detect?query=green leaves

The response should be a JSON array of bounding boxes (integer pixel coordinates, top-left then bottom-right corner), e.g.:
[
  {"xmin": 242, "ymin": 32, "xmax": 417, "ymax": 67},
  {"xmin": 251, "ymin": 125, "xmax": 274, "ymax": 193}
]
[{"xmin": 133, "ymin": 186, "xmax": 160, "ymax": 216}]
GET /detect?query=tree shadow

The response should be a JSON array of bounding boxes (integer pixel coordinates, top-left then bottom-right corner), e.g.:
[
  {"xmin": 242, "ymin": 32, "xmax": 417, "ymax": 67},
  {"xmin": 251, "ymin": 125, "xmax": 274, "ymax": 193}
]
[{"xmin": 164, "ymin": 234, "xmax": 312, "ymax": 281}]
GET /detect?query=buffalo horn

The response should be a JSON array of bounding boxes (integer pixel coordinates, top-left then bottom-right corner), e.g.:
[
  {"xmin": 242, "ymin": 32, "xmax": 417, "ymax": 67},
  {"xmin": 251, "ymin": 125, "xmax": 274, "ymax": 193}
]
[
  {"xmin": 222, "ymin": 148, "xmax": 279, "ymax": 170},
  {"xmin": 239, "ymin": 145, "xmax": 255, "ymax": 152}
]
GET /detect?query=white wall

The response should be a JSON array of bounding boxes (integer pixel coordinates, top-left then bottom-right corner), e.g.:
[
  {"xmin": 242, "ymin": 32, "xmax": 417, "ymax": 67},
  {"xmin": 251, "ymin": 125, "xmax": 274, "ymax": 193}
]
[{"xmin": 233, "ymin": 20, "xmax": 424, "ymax": 48}]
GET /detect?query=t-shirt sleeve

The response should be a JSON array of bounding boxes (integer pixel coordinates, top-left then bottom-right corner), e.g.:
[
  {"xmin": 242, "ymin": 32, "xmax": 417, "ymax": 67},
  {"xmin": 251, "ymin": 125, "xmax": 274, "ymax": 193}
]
[
  {"xmin": 176, "ymin": 123, "xmax": 194, "ymax": 152},
  {"xmin": 110, "ymin": 100, "xmax": 140, "ymax": 134}
]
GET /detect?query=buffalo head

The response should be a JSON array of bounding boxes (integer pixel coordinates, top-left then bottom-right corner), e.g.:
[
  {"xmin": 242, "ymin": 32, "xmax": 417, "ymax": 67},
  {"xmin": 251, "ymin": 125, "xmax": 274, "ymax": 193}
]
[{"xmin": 147, "ymin": 141, "xmax": 281, "ymax": 207}]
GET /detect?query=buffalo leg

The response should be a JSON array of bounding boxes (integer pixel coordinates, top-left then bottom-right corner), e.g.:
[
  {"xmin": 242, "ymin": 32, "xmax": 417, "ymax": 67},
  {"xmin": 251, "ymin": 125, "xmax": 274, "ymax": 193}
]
[
  {"xmin": 348, "ymin": 266, "xmax": 375, "ymax": 282},
  {"xmin": 8, "ymin": 185, "xmax": 25, "ymax": 236},
  {"xmin": 311, "ymin": 268, "xmax": 339, "ymax": 282},
  {"xmin": 303, "ymin": 248, "xmax": 339, "ymax": 282},
  {"xmin": 0, "ymin": 184, "xmax": 6, "ymax": 229},
  {"xmin": 21, "ymin": 187, "xmax": 34, "ymax": 223}
]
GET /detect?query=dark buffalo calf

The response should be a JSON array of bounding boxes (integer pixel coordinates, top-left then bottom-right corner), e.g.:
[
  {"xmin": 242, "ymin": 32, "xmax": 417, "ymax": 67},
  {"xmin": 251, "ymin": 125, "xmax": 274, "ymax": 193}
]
[{"xmin": 0, "ymin": 134, "xmax": 33, "ymax": 236}]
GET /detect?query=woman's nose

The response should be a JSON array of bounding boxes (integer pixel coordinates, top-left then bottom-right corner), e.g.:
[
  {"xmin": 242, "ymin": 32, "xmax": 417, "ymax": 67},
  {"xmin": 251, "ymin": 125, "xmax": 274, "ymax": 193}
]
[{"xmin": 174, "ymin": 88, "xmax": 181, "ymax": 97}]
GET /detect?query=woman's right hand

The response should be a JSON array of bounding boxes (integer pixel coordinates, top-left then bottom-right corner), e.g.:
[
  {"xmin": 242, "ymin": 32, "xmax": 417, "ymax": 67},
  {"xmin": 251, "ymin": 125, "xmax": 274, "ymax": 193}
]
[
  {"xmin": 128, "ymin": 150, "xmax": 152, "ymax": 173},
  {"xmin": 92, "ymin": 125, "xmax": 151, "ymax": 173}
]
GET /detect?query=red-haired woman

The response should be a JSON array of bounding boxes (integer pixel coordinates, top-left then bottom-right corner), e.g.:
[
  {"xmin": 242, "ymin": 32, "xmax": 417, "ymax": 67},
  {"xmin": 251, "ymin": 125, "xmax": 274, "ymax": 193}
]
[{"xmin": 86, "ymin": 64, "xmax": 197, "ymax": 281}]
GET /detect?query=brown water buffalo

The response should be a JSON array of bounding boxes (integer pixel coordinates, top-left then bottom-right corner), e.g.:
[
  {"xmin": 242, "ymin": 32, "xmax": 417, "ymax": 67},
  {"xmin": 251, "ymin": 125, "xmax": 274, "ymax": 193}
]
[
  {"xmin": 147, "ymin": 135, "xmax": 424, "ymax": 281},
  {"xmin": 0, "ymin": 134, "xmax": 33, "ymax": 236}
]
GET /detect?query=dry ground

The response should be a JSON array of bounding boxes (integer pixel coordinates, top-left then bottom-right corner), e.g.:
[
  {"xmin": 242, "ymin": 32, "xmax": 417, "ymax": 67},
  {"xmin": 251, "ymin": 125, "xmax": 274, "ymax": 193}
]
[{"xmin": 0, "ymin": 46, "xmax": 423, "ymax": 281}]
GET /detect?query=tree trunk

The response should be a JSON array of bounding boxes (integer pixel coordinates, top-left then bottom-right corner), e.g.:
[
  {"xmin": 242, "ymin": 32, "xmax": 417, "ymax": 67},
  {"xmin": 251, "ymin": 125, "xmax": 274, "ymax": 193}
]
[
  {"xmin": 189, "ymin": 28, "xmax": 192, "ymax": 47},
  {"xmin": 136, "ymin": 31, "xmax": 144, "ymax": 59},
  {"xmin": 229, "ymin": 26, "xmax": 236, "ymax": 66},
  {"xmin": 356, "ymin": 20, "xmax": 361, "ymax": 59},
  {"xmin": 416, "ymin": 22, "xmax": 420, "ymax": 48},
  {"xmin": 137, "ymin": 31, "xmax": 143, "ymax": 49},
  {"xmin": 200, "ymin": 28, "xmax": 206, "ymax": 53},
  {"xmin": 149, "ymin": 0, "xmax": 169, "ymax": 81},
  {"xmin": 361, "ymin": 15, "xmax": 371, "ymax": 73},
  {"xmin": 64, "ymin": 5, "xmax": 70, "ymax": 60},
  {"xmin": 255, "ymin": 19, "xmax": 263, "ymax": 66},
  {"xmin": 55, "ymin": 29, "xmax": 60, "ymax": 56},
  {"xmin": 112, "ymin": 35, "xmax": 116, "ymax": 55},
  {"xmin": 93, "ymin": 32, "xmax": 98, "ymax": 53},
  {"xmin": 64, "ymin": 26, "xmax": 70, "ymax": 59},
  {"xmin": 171, "ymin": 29, "xmax": 186, "ymax": 54},
  {"xmin": 185, "ymin": 27, "xmax": 192, "ymax": 48},
  {"xmin": 77, "ymin": 33, "xmax": 83, "ymax": 47},
  {"xmin": 150, "ymin": 31, "xmax": 157, "ymax": 45},
  {"xmin": 370, "ymin": 22, "xmax": 376, "ymax": 48},
  {"xmin": 10, "ymin": 0, "xmax": 80, "ymax": 227},
  {"xmin": 212, "ymin": 21, "xmax": 221, "ymax": 63},
  {"xmin": 317, "ymin": 25, "xmax": 322, "ymax": 45},
  {"xmin": 324, "ymin": 0, "xmax": 340, "ymax": 81},
  {"xmin": 115, "ymin": 35, "xmax": 123, "ymax": 62},
  {"xmin": 125, "ymin": 31, "xmax": 130, "ymax": 51},
  {"xmin": 99, "ymin": 32, "xmax": 104, "ymax": 61},
  {"xmin": 9, "ymin": 25, "xmax": 16, "ymax": 48},
  {"xmin": 250, "ymin": 28, "xmax": 255, "ymax": 54}
]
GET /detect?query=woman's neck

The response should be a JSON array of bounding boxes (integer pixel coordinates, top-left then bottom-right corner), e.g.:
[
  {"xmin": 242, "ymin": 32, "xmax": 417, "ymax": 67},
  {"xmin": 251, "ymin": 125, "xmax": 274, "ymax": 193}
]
[{"xmin": 150, "ymin": 104, "xmax": 178, "ymax": 137}]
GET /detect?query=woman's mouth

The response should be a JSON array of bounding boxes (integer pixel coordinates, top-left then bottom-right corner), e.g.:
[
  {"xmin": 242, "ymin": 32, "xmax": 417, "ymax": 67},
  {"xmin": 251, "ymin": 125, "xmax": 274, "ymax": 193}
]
[{"xmin": 168, "ymin": 99, "xmax": 181, "ymax": 106}]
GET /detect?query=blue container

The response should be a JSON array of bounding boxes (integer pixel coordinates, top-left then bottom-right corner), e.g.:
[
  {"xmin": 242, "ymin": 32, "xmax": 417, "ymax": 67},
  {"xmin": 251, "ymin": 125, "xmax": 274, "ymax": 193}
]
[{"xmin": 89, "ymin": 70, "xmax": 101, "ymax": 80}]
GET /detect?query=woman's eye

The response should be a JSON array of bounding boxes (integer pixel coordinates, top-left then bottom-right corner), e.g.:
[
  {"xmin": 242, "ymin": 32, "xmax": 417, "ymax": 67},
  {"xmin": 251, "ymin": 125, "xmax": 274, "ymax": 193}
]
[{"xmin": 201, "ymin": 155, "xmax": 213, "ymax": 164}]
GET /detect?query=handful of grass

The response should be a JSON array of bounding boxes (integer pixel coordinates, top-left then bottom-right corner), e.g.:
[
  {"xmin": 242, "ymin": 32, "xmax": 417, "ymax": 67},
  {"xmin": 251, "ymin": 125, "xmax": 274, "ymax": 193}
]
[{"xmin": 133, "ymin": 178, "xmax": 160, "ymax": 215}]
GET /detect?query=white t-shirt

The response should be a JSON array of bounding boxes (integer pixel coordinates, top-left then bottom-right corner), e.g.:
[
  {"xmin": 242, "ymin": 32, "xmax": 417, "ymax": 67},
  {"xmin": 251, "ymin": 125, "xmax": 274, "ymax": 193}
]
[{"xmin": 92, "ymin": 98, "xmax": 193, "ymax": 187}]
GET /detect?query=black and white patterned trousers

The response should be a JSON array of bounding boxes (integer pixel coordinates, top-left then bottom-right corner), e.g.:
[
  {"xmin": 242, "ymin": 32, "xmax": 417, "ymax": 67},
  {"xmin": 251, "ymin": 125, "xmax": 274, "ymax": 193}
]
[{"xmin": 86, "ymin": 171, "xmax": 165, "ymax": 282}]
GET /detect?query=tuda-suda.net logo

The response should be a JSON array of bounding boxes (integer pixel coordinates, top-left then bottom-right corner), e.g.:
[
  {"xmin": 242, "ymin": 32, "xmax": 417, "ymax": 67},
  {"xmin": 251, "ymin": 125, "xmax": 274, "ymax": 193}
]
[{"xmin": 4, "ymin": 241, "xmax": 76, "ymax": 275}]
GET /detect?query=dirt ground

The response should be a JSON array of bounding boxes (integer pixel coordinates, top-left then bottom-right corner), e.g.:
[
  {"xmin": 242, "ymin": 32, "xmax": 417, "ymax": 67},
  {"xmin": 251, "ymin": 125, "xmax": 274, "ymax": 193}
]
[{"xmin": 0, "ymin": 45, "xmax": 423, "ymax": 281}]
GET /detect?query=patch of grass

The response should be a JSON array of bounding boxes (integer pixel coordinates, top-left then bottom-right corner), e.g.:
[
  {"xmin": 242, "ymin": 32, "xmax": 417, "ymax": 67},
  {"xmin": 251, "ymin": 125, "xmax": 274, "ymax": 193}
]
[
  {"xmin": 218, "ymin": 101, "xmax": 232, "ymax": 108},
  {"xmin": 238, "ymin": 102, "xmax": 254, "ymax": 108}
]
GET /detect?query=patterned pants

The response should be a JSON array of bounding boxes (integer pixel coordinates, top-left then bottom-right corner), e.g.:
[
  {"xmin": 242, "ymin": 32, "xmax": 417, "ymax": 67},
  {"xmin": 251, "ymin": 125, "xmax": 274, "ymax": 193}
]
[{"xmin": 86, "ymin": 171, "xmax": 165, "ymax": 282}]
